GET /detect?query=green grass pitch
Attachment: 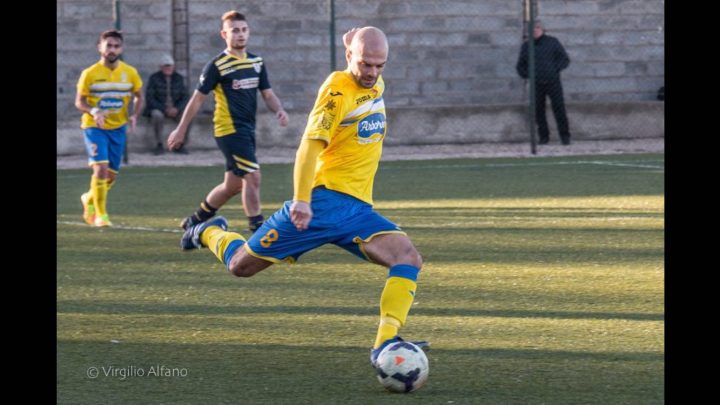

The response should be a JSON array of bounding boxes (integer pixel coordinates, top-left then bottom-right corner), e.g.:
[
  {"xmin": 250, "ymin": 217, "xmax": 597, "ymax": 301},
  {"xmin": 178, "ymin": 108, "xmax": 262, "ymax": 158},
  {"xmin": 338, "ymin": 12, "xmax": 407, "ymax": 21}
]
[{"xmin": 57, "ymin": 154, "xmax": 664, "ymax": 404}]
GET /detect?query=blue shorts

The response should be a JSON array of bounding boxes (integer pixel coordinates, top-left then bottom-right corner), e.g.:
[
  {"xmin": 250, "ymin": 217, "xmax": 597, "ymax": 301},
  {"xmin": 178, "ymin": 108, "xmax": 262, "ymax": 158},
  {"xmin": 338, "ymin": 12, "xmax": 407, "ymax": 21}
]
[
  {"xmin": 83, "ymin": 126, "xmax": 127, "ymax": 173},
  {"xmin": 215, "ymin": 130, "xmax": 258, "ymax": 177},
  {"xmin": 245, "ymin": 187, "xmax": 406, "ymax": 263}
]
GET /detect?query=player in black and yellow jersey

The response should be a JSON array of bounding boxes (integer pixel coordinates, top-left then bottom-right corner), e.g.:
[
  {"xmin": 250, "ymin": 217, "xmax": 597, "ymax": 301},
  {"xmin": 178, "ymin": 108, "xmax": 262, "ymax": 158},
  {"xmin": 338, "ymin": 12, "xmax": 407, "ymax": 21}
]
[
  {"xmin": 168, "ymin": 11, "xmax": 289, "ymax": 232},
  {"xmin": 75, "ymin": 30, "xmax": 143, "ymax": 227},
  {"xmin": 179, "ymin": 27, "xmax": 428, "ymax": 370}
]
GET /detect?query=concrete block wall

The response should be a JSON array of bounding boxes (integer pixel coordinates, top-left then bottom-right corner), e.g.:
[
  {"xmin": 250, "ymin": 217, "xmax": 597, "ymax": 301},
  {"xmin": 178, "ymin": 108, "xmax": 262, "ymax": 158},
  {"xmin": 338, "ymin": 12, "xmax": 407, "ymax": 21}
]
[
  {"xmin": 57, "ymin": 0, "xmax": 174, "ymax": 119},
  {"xmin": 56, "ymin": 101, "xmax": 663, "ymax": 155},
  {"xmin": 57, "ymin": 0, "xmax": 664, "ymax": 154}
]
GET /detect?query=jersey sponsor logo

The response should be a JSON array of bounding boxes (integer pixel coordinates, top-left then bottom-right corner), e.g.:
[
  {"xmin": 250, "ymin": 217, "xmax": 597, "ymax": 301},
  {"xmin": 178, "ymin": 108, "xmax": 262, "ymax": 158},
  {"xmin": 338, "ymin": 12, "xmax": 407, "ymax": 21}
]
[
  {"xmin": 324, "ymin": 99, "xmax": 337, "ymax": 111},
  {"xmin": 355, "ymin": 94, "xmax": 372, "ymax": 105},
  {"xmin": 357, "ymin": 112, "xmax": 385, "ymax": 144},
  {"xmin": 98, "ymin": 98, "xmax": 124, "ymax": 110},
  {"xmin": 329, "ymin": 91, "xmax": 343, "ymax": 96},
  {"xmin": 317, "ymin": 111, "xmax": 336, "ymax": 130},
  {"xmin": 232, "ymin": 78, "xmax": 259, "ymax": 90}
]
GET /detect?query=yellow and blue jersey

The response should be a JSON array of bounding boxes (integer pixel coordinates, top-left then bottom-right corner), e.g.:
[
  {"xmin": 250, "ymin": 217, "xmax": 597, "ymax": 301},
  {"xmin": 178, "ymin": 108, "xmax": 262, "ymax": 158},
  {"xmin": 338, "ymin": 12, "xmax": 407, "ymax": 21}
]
[
  {"xmin": 303, "ymin": 71, "xmax": 386, "ymax": 205},
  {"xmin": 76, "ymin": 60, "xmax": 143, "ymax": 129},
  {"xmin": 197, "ymin": 51, "xmax": 271, "ymax": 137}
]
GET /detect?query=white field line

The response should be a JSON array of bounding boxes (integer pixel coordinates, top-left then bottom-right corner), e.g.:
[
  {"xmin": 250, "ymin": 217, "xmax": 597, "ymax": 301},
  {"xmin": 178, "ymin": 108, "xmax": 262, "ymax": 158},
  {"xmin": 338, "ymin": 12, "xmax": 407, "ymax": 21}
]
[
  {"xmin": 395, "ymin": 160, "xmax": 664, "ymax": 170},
  {"xmin": 57, "ymin": 220, "xmax": 183, "ymax": 233}
]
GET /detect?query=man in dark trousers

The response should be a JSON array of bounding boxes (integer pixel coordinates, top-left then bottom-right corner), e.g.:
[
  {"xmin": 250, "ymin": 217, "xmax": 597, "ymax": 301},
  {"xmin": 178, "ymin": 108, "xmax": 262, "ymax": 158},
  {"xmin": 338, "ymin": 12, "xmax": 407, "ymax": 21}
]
[
  {"xmin": 516, "ymin": 20, "xmax": 571, "ymax": 145},
  {"xmin": 143, "ymin": 54, "xmax": 190, "ymax": 154}
]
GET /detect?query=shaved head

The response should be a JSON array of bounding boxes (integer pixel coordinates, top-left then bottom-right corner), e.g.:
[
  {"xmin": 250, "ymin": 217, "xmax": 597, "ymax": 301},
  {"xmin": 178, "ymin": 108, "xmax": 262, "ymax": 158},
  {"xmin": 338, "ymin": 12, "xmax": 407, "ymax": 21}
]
[
  {"xmin": 345, "ymin": 26, "xmax": 389, "ymax": 88},
  {"xmin": 349, "ymin": 26, "xmax": 388, "ymax": 55}
]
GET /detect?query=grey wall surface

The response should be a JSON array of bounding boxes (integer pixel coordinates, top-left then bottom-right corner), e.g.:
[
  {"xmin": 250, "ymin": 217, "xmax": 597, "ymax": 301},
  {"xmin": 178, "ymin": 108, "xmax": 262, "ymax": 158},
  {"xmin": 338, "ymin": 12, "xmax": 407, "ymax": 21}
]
[{"xmin": 57, "ymin": 0, "xmax": 664, "ymax": 152}]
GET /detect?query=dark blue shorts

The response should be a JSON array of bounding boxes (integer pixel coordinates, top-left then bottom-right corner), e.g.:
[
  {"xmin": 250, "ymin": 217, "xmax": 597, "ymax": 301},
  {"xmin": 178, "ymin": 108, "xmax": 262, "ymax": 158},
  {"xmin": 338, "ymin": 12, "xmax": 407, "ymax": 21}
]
[
  {"xmin": 215, "ymin": 130, "xmax": 258, "ymax": 176},
  {"xmin": 245, "ymin": 187, "xmax": 406, "ymax": 263},
  {"xmin": 83, "ymin": 126, "xmax": 127, "ymax": 173}
]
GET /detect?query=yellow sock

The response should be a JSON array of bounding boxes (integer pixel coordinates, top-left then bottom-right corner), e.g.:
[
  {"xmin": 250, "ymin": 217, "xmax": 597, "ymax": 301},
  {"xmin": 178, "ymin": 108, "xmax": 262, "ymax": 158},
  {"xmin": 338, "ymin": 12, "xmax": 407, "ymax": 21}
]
[
  {"xmin": 201, "ymin": 226, "xmax": 246, "ymax": 265},
  {"xmin": 85, "ymin": 177, "xmax": 95, "ymax": 205},
  {"xmin": 91, "ymin": 176, "xmax": 109, "ymax": 216},
  {"xmin": 374, "ymin": 275, "xmax": 417, "ymax": 348},
  {"xmin": 85, "ymin": 177, "xmax": 112, "ymax": 206}
]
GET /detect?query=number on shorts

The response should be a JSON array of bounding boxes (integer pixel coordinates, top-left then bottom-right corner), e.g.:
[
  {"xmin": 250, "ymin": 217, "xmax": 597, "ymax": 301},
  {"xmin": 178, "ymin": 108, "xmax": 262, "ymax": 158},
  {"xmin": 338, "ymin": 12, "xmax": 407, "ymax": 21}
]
[{"xmin": 260, "ymin": 228, "xmax": 279, "ymax": 248}]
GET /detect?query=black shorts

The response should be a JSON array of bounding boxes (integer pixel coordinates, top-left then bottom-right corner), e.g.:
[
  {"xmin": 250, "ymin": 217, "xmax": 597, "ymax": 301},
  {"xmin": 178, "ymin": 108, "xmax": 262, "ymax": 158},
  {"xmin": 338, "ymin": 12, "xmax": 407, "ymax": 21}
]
[{"xmin": 215, "ymin": 130, "xmax": 259, "ymax": 177}]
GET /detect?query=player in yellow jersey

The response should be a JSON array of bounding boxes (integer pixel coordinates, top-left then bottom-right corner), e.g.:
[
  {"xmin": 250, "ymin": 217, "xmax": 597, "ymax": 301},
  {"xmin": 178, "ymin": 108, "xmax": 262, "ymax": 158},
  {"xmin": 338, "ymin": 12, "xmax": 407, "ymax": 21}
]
[
  {"xmin": 180, "ymin": 27, "xmax": 428, "ymax": 370},
  {"xmin": 75, "ymin": 30, "xmax": 143, "ymax": 227}
]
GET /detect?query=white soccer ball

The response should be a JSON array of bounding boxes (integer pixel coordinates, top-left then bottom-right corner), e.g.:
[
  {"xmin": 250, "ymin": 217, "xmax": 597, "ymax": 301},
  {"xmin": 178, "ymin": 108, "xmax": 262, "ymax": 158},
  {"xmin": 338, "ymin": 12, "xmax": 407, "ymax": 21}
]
[{"xmin": 375, "ymin": 341, "xmax": 429, "ymax": 393}]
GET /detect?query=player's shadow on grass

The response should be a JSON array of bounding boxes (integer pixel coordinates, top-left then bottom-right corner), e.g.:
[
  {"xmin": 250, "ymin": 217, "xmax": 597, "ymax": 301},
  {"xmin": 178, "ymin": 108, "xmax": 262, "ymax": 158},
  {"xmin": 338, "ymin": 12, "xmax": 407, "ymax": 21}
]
[{"xmin": 57, "ymin": 301, "xmax": 663, "ymax": 321}]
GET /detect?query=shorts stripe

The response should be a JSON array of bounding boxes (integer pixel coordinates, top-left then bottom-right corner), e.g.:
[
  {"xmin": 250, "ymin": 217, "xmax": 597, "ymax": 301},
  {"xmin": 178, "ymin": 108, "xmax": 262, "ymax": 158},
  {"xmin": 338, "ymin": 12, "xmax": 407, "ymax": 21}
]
[
  {"xmin": 233, "ymin": 155, "xmax": 260, "ymax": 168},
  {"xmin": 235, "ymin": 162, "xmax": 257, "ymax": 172},
  {"xmin": 354, "ymin": 230, "xmax": 407, "ymax": 262},
  {"xmin": 244, "ymin": 244, "xmax": 295, "ymax": 264}
]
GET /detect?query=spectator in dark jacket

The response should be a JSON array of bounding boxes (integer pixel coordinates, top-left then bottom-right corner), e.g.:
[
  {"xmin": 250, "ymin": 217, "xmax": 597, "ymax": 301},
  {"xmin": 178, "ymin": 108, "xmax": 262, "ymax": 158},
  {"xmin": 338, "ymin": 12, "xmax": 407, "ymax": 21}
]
[
  {"xmin": 143, "ymin": 54, "xmax": 190, "ymax": 154},
  {"xmin": 516, "ymin": 21, "xmax": 572, "ymax": 145}
]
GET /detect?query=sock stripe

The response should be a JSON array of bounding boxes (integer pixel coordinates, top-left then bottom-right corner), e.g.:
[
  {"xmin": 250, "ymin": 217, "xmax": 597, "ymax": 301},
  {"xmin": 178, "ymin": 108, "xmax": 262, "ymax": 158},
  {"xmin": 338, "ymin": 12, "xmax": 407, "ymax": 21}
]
[
  {"xmin": 388, "ymin": 264, "xmax": 420, "ymax": 282},
  {"xmin": 223, "ymin": 239, "xmax": 245, "ymax": 268}
]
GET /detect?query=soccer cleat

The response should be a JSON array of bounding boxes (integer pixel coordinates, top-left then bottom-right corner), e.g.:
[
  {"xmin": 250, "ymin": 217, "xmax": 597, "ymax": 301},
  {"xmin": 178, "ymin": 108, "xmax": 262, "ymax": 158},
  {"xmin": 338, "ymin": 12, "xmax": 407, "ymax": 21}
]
[
  {"xmin": 248, "ymin": 217, "xmax": 264, "ymax": 233},
  {"xmin": 81, "ymin": 192, "xmax": 95, "ymax": 225},
  {"xmin": 181, "ymin": 216, "xmax": 228, "ymax": 250},
  {"xmin": 93, "ymin": 214, "xmax": 112, "ymax": 227},
  {"xmin": 180, "ymin": 213, "xmax": 215, "ymax": 230},
  {"xmin": 370, "ymin": 336, "xmax": 430, "ymax": 370}
]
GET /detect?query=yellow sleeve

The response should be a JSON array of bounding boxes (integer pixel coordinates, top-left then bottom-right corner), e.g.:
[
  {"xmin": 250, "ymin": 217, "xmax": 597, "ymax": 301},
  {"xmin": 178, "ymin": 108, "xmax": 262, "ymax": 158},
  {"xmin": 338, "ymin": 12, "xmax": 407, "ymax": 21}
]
[
  {"xmin": 76, "ymin": 68, "xmax": 90, "ymax": 96},
  {"xmin": 302, "ymin": 75, "xmax": 345, "ymax": 143},
  {"xmin": 293, "ymin": 138, "xmax": 325, "ymax": 202},
  {"xmin": 131, "ymin": 67, "xmax": 143, "ymax": 92}
]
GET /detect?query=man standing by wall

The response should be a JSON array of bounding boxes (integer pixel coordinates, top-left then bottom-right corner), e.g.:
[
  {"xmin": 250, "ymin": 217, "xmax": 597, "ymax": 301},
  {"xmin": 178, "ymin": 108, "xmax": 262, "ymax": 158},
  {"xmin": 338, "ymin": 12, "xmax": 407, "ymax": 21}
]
[
  {"xmin": 143, "ymin": 54, "xmax": 190, "ymax": 155},
  {"xmin": 167, "ymin": 10, "xmax": 289, "ymax": 233},
  {"xmin": 75, "ymin": 29, "xmax": 143, "ymax": 227},
  {"xmin": 516, "ymin": 20, "xmax": 572, "ymax": 145}
]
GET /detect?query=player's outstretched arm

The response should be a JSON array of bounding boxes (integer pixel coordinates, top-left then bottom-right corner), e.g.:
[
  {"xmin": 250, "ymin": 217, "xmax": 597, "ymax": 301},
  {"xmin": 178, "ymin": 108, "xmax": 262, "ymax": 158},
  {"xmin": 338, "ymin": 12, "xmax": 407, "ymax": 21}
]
[
  {"xmin": 290, "ymin": 138, "xmax": 325, "ymax": 231},
  {"xmin": 260, "ymin": 88, "xmax": 289, "ymax": 127},
  {"xmin": 167, "ymin": 90, "xmax": 206, "ymax": 150}
]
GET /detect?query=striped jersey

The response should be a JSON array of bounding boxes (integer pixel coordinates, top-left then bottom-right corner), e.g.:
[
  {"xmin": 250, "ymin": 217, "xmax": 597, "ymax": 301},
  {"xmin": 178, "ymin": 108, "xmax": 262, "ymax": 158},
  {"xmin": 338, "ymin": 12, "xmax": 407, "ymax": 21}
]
[
  {"xmin": 303, "ymin": 71, "xmax": 386, "ymax": 205},
  {"xmin": 76, "ymin": 60, "xmax": 143, "ymax": 129},
  {"xmin": 197, "ymin": 51, "xmax": 271, "ymax": 137}
]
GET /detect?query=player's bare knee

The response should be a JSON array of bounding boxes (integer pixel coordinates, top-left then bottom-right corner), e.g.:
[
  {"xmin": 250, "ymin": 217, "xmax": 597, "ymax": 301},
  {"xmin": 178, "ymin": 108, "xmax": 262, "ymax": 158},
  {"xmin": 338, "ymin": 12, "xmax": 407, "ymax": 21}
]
[
  {"xmin": 223, "ymin": 182, "xmax": 243, "ymax": 196},
  {"xmin": 227, "ymin": 253, "xmax": 270, "ymax": 278},
  {"xmin": 404, "ymin": 248, "xmax": 423, "ymax": 269},
  {"xmin": 228, "ymin": 264, "xmax": 257, "ymax": 278},
  {"xmin": 227, "ymin": 255, "xmax": 252, "ymax": 277},
  {"xmin": 244, "ymin": 172, "xmax": 261, "ymax": 188},
  {"xmin": 389, "ymin": 245, "xmax": 422, "ymax": 269}
]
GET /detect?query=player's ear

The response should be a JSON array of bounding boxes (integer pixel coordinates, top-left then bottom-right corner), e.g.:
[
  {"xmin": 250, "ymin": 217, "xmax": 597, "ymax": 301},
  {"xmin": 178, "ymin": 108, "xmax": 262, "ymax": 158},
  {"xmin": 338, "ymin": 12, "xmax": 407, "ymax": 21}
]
[{"xmin": 345, "ymin": 48, "xmax": 352, "ymax": 65}]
